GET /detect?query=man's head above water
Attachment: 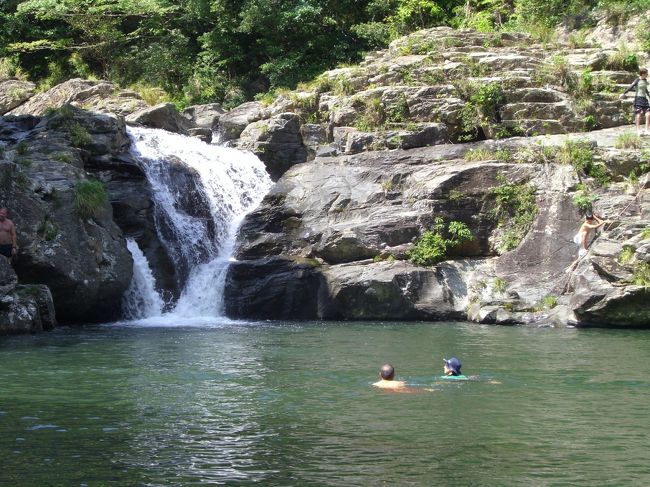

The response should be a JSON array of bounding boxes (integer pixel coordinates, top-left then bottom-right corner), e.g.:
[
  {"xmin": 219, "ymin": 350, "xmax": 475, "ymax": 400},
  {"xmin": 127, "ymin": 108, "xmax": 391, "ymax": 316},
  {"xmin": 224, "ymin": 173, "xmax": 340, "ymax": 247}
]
[{"xmin": 379, "ymin": 363, "xmax": 395, "ymax": 380}]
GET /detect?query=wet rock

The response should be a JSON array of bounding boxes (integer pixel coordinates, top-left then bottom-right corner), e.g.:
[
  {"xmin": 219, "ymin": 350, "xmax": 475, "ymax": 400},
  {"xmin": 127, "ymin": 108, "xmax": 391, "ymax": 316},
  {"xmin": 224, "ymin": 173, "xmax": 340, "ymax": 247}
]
[
  {"xmin": 187, "ymin": 127, "xmax": 212, "ymax": 143},
  {"xmin": 224, "ymin": 257, "xmax": 325, "ymax": 319},
  {"xmin": 126, "ymin": 103, "xmax": 194, "ymax": 135},
  {"xmin": 0, "ymin": 283, "xmax": 56, "ymax": 335}
]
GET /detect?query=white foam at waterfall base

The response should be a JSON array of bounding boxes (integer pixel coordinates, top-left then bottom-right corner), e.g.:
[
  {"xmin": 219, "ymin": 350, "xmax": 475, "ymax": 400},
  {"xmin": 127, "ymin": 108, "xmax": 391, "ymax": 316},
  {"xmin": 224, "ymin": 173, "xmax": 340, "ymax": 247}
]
[
  {"xmin": 122, "ymin": 239, "xmax": 164, "ymax": 319},
  {"xmin": 126, "ymin": 127, "xmax": 272, "ymax": 322}
]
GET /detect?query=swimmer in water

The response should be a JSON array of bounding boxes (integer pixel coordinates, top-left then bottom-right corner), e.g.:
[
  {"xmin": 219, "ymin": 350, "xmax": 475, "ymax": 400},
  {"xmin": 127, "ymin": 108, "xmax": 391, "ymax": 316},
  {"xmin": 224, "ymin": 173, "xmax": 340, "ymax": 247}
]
[
  {"xmin": 439, "ymin": 357, "xmax": 500, "ymax": 383},
  {"xmin": 373, "ymin": 364, "xmax": 407, "ymax": 389},
  {"xmin": 442, "ymin": 357, "xmax": 468, "ymax": 380}
]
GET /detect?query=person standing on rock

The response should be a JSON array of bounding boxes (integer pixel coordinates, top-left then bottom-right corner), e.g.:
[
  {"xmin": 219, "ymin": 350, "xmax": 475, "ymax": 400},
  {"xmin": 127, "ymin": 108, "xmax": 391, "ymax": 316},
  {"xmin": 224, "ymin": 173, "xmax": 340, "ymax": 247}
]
[
  {"xmin": 620, "ymin": 68, "xmax": 650, "ymax": 136},
  {"xmin": 0, "ymin": 208, "xmax": 18, "ymax": 260}
]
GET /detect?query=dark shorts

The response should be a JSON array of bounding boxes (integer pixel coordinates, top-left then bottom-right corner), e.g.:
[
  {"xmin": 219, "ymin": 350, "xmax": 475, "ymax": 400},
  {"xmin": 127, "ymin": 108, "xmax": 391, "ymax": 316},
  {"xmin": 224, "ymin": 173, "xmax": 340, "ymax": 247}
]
[
  {"xmin": 634, "ymin": 96, "xmax": 650, "ymax": 114},
  {"xmin": 0, "ymin": 244, "xmax": 12, "ymax": 258}
]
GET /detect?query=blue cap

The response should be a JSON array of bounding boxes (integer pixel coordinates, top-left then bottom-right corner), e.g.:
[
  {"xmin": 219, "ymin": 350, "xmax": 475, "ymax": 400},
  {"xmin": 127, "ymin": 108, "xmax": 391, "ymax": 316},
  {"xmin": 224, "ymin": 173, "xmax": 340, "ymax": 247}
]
[{"xmin": 443, "ymin": 357, "xmax": 462, "ymax": 375}]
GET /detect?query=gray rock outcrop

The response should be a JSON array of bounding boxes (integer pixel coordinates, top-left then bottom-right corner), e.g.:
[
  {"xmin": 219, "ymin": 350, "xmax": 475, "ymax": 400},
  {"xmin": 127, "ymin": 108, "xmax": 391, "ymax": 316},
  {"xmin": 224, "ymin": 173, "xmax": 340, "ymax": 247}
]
[
  {"xmin": 183, "ymin": 103, "xmax": 225, "ymax": 130},
  {"xmin": 0, "ymin": 106, "xmax": 134, "ymax": 323},
  {"xmin": 126, "ymin": 102, "xmax": 194, "ymax": 135},
  {"xmin": 215, "ymin": 101, "xmax": 264, "ymax": 142},
  {"xmin": 5, "ymin": 78, "xmax": 152, "ymax": 118},
  {"xmin": 0, "ymin": 256, "xmax": 56, "ymax": 335},
  {"xmin": 0, "ymin": 80, "xmax": 36, "ymax": 115},
  {"xmin": 238, "ymin": 113, "xmax": 308, "ymax": 180},
  {"xmin": 227, "ymin": 124, "xmax": 650, "ymax": 327}
]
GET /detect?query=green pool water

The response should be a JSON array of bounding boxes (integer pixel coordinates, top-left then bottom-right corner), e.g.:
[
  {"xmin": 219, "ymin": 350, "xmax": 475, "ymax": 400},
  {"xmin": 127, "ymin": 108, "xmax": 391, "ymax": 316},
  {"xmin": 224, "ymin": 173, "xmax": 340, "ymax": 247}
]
[{"xmin": 1, "ymin": 321, "xmax": 649, "ymax": 486}]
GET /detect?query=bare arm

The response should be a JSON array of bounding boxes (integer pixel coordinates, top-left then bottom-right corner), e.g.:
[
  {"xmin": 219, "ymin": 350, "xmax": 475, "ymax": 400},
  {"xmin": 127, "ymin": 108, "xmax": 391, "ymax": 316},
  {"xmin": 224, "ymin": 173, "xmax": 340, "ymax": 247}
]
[
  {"xmin": 621, "ymin": 79, "xmax": 638, "ymax": 98},
  {"xmin": 586, "ymin": 220, "xmax": 609, "ymax": 230},
  {"xmin": 10, "ymin": 221, "xmax": 17, "ymax": 256}
]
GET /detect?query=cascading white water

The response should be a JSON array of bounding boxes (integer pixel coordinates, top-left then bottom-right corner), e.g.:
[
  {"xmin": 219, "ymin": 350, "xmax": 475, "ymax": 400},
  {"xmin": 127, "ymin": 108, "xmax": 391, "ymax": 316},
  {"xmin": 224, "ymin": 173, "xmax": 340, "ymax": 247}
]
[
  {"xmin": 126, "ymin": 126, "xmax": 272, "ymax": 320},
  {"xmin": 122, "ymin": 238, "xmax": 165, "ymax": 319}
]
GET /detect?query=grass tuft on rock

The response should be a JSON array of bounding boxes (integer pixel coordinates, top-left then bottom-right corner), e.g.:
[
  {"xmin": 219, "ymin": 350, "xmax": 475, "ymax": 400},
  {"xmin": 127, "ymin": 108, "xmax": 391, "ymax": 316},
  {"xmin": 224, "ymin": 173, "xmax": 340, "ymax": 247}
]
[
  {"xmin": 75, "ymin": 179, "xmax": 107, "ymax": 219},
  {"xmin": 67, "ymin": 122, "xmax": 92, "ymax": 148},
  {"xmin": 618, "ymin": 246, "xmax": 636, "ymax": 265},
  {"xmin": 615, "ymin": 132, "xmax": 642, "ymax": 150},
  {"xmin": 534, "ymin": 294, "xmax": 558, "ymax": 311},
  {"xmin": 632, "ymin": 263, "xmax": 650, "ymax": 287}
]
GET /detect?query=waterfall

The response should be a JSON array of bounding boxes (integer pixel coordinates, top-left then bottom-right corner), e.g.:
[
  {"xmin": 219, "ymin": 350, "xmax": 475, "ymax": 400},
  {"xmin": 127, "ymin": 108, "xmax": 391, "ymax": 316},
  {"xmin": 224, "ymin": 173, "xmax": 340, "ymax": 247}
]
[
  {"xmin": 122, "ymin": 238, "xmax": 165, "ymax": 319},
  {"xmin": 126, "ymin": 126, "xmax": 272, "ymax": 320}
]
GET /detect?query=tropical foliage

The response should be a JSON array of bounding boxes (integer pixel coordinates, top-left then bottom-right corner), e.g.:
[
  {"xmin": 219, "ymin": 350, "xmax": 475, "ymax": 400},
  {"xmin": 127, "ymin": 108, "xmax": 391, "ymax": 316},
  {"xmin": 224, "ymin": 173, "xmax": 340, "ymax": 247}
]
[{"xmin": 0, "ymin": 0, "xmax": 647, "ymax": 107}]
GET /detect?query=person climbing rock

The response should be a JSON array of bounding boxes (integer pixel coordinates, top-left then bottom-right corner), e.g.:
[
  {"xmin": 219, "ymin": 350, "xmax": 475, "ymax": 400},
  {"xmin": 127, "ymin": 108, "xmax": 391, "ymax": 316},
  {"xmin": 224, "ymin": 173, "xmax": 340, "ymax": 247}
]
[
  {"xmin": 0, "ymin": 207, "xmax": 17, "ymax": 260},
  {"xmin": 573, "ymin": 212, "xmax": 608, "ymax": 257},
  {"xmin": 620, "ymin": 67, "xmax": 650, "ymax": 136}
]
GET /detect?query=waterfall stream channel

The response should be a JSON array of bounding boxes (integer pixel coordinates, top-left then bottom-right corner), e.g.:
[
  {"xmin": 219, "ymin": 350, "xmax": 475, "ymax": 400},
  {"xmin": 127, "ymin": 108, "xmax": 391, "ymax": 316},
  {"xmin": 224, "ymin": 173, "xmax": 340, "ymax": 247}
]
[{"xmin": 121, "ymin": 127, "xmax": 272, "ymax": 323}]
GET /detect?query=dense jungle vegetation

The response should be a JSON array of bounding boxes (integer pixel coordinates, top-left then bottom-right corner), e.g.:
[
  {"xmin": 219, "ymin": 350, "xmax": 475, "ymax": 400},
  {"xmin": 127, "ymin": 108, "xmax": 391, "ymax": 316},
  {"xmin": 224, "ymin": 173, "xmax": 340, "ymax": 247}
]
[{"xmin": 0, "ymin": 0, "xmax": 649, "ymax": 108}]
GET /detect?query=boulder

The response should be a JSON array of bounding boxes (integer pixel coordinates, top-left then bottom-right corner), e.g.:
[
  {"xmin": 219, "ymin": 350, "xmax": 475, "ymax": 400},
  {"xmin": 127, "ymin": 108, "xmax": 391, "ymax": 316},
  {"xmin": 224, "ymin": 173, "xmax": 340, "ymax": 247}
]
[
  {"xmin": 238, "ymin": 113, "xmax": 307, "ymax": 180},
  {"xmin": 301, "ymin": 123, "xmax": 328, "ymax": 159},
  {"xmin": 569, "ymin": 258, "xmax": 650, "ymax": 327},
  {"xmin": 187, "ymin": 127, "xmax": 212, "ymax": 143},
  {"xmin": 321, "ymin": 260, "xmax": 476, "ymax": 320},
  {"xmin": 0, "ymin": 79, "xmax": 36, "ymax": 115},
  {"xmin": 0, "ymin": 283, "xmax": 56, "ymax": 335},
  {"xmin": 0, "ymin": 110, "xmax": 134, "ymax": 324},
  {"xmin": 388, "ymin": 123, "xmax": 448, "ymax": 150},
  {"xmin": 215, "ymin": 101, "xmax": 264, "ymax": 142},
  {"xmin": 126, "ymin": 102, "xmax": 194, "ymax": 135},
  {"xmin": 183, "ymin": 103, "xmax": 225, "ymax": 130},
  {"xmin": 8, "ymin": 79, "xmax": 115, "ymax": 116},
  {"xmin": 224, "ymin": 257, "xmax": 325, "ymax": 319}
]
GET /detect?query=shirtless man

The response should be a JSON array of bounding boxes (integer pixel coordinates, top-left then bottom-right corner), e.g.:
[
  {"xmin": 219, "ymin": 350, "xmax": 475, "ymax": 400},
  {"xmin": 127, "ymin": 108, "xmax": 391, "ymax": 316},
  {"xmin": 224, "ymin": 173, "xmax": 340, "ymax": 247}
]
[
  {"xmin": 372, "ymin": 364, "xmax": 407, "ymax": 390},
  {"xmin": 574, "ymin": 213, "xmax": 608, "ymax": 256},
  {"xmin": 0, "ymin": 208, "xmax": 18, "ymax": 259}
]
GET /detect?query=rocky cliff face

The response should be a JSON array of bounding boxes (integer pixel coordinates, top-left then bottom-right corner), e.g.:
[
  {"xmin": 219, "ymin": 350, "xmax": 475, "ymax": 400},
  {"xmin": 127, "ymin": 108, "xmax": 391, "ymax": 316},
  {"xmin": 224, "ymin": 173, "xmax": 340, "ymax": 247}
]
[
  {"xmin": 223, "ymin": 28, "xmax": 650, "ymax": 328},
  {"xmin": 0, "ymin": 106, "xmax": 134, "ymax": 324},
  {"xmin": 0, "ymin": 79, "xmax": 236, "ymax": 332},
  {"xmin": 1, "ymin": 27, "xmax": 649, "ymax": 332}
]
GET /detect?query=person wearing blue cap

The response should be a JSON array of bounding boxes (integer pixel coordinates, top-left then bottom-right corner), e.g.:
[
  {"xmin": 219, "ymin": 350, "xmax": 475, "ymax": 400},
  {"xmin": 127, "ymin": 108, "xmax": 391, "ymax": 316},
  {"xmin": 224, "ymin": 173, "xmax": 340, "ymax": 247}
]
[{"xmin": 442, "ymin": 357, "xmax": 468, "ymax": 380}]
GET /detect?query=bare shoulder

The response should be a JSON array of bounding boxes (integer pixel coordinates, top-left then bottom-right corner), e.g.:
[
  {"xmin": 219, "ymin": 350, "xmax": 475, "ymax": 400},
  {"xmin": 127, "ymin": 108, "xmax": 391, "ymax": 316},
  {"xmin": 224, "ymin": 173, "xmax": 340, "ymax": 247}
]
[{"xmin": 373, "ymin": 379, "xmax": 406, "ymax": 389}]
